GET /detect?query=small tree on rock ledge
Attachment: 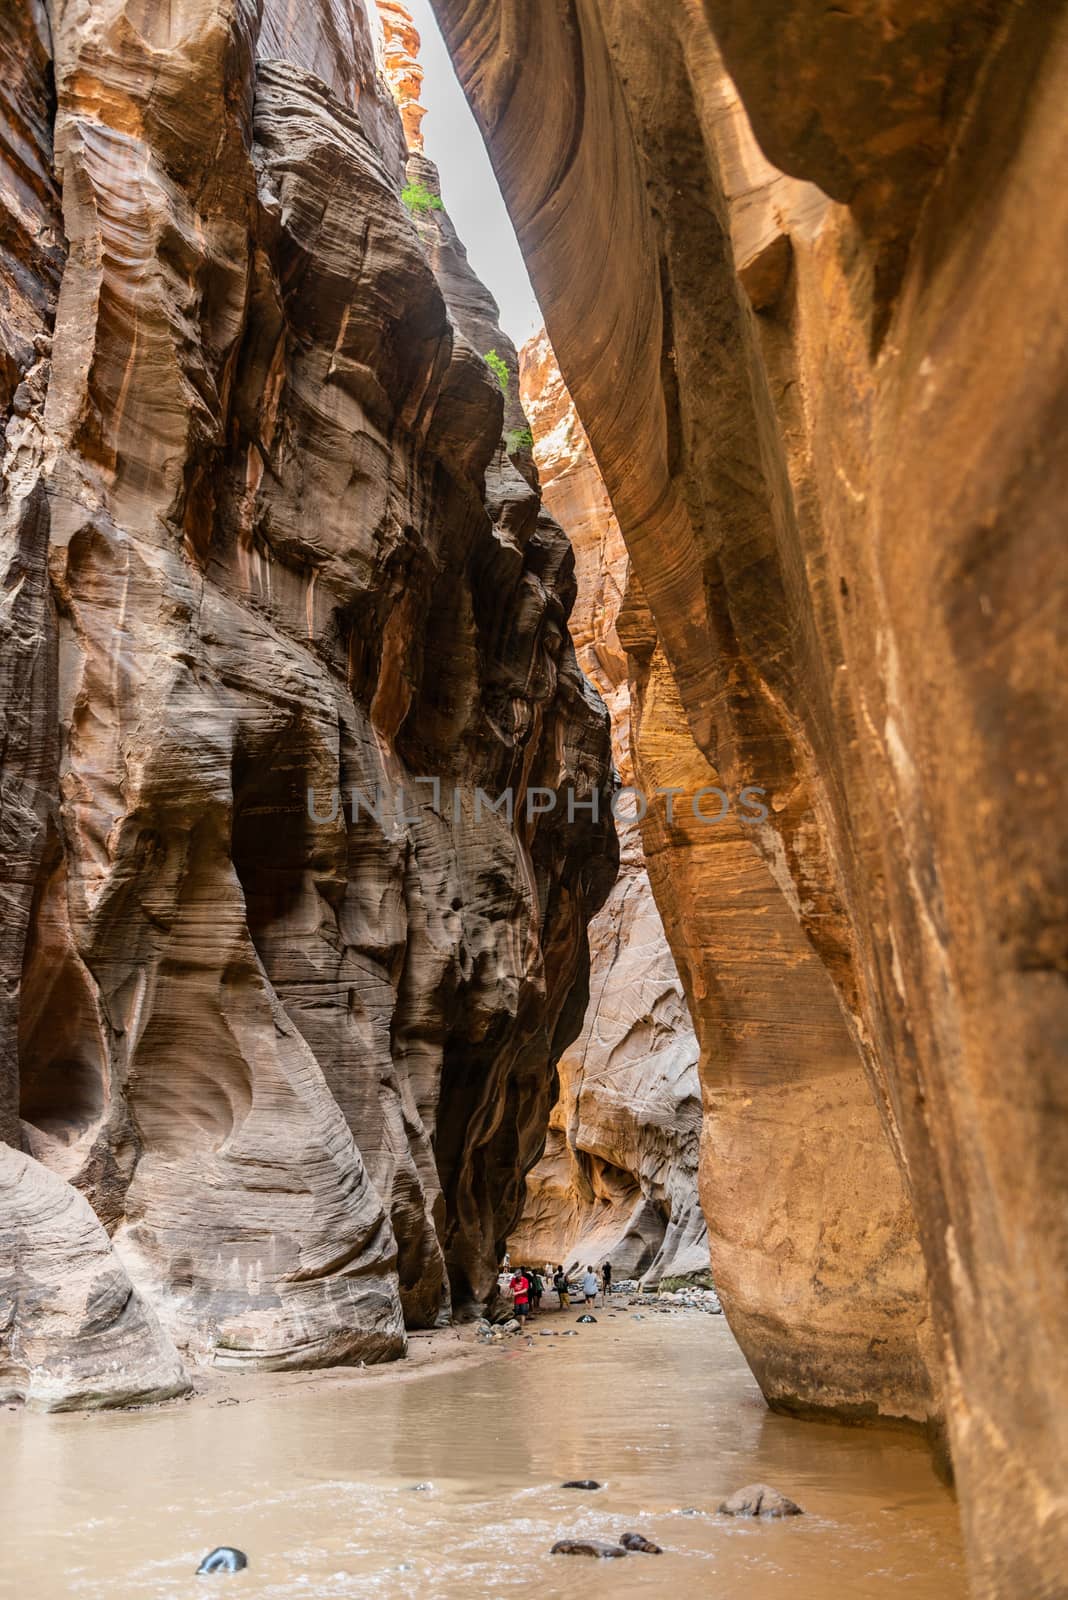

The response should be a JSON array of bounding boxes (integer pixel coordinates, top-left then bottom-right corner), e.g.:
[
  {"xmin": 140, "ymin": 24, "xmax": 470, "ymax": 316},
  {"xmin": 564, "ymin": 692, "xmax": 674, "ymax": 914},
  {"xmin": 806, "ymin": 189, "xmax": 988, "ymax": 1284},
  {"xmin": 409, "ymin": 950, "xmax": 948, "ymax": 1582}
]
[{"xmin": 483, "ymin": 349, "xmax": 509, "ymax": 395}]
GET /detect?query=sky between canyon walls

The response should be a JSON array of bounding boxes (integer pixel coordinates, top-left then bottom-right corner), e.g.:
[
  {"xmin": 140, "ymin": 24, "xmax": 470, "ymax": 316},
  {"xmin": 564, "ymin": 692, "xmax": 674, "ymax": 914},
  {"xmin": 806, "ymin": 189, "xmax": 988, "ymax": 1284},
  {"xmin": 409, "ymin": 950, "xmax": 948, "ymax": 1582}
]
[{"xmin": 405, "ymin": 0, "xmax": 543, "ymax": 343}]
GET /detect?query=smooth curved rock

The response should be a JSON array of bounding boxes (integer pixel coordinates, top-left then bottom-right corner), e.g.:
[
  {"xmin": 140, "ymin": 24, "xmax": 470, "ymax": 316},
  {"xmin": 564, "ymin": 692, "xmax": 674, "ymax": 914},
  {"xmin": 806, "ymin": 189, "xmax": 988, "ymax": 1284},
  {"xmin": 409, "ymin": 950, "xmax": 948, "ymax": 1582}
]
[
  {"xmin": 0, "ymin": 1145, "xmax": 189, "ymax": 1411},
  {"xmin": 622, "ymin": 611, "xmax": 937, "ymax": 1428}
]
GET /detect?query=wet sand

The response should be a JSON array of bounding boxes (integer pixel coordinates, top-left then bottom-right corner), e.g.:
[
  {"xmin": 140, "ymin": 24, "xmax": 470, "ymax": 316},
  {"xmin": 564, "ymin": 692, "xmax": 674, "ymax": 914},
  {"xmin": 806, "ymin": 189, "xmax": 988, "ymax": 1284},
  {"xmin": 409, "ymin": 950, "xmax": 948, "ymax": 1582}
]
[{"xmin": 2, "ymin": 1299, "xmax": 966, "ymax": 1599}]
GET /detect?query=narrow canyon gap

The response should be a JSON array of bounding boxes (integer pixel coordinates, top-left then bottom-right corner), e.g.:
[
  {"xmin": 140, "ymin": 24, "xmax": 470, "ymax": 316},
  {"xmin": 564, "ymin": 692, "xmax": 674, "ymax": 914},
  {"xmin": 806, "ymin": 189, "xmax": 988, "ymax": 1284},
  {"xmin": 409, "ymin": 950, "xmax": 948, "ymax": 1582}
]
[
  {"xmin": 508, "ymin": 327, "xmax": 710, "ymax": 1290},
  {"xmin": 427, "ymin": 2, "xmax": 1068, "ymax": 1597}
]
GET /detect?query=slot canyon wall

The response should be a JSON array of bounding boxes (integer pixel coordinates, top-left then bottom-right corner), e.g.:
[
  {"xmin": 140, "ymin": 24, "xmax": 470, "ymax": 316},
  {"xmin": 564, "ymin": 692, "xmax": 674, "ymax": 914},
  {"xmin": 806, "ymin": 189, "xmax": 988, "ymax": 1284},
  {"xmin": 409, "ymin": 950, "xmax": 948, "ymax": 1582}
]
[
  {"xmin": 429, "ymin": 2, "xmax": 1068, "ymax": 1596},
  {"xmin": 0, "ymin": 0, "xmax": 616, "ymax": 1409},
  {"xmin": 517, "ymin": 322, "xmax": 934, "ymax": 1409},
  {"xmin": 508, "ymin": 328, "xmax": 708, "ymax": 1288}
]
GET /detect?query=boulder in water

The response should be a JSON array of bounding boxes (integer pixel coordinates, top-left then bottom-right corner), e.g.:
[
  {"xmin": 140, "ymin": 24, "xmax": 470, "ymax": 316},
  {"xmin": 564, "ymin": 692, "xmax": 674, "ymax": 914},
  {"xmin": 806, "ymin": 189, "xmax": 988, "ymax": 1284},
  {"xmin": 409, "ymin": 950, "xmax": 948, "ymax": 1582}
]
[
  {"xmin": 562, "ymin": 1479, "xmax": 602, "ymax": 1490},
  {"xmin": 196, "ymin": 1548, "xmax": 248, "ymax": 1575},
  {"xmin": 718, "ymin": 1484, "xmax": 803, "ymax": 1518}
]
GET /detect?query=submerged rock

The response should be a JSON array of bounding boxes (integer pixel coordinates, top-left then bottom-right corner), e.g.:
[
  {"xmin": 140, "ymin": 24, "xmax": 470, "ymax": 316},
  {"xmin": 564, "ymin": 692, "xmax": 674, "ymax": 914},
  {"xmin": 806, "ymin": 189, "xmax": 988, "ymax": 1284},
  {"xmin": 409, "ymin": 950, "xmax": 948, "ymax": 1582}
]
[
  {"xmin": 562, "ymin": 1479, "xmax": 602, "ymax": 1491},
  {"xmin": 620, "ymin": 1531, "xmax": 663, "ymax": 1553},
  {"xmin": 551, "ymin": 1539, "xmax": 627, "ymax": 1559}
]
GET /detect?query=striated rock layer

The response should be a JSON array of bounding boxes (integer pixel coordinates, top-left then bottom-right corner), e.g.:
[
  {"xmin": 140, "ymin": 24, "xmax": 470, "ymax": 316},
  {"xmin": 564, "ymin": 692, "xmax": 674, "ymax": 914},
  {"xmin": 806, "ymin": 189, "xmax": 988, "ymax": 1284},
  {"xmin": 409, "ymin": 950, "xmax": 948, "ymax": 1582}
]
[
  {"xmin": 0, "ymin": 1144, "xmax": 187, "ymax": 1410},
  {"xmin": 431, "ymin": 1, "xmax": 1068, "ymax": 1593},
  {"xmin": 509, "ymin": 330, "xmax": 707, "ymax": 1287},
  {"xmin": 0, "ymin": 0, "xmax": 615, "ymax": 1404}
]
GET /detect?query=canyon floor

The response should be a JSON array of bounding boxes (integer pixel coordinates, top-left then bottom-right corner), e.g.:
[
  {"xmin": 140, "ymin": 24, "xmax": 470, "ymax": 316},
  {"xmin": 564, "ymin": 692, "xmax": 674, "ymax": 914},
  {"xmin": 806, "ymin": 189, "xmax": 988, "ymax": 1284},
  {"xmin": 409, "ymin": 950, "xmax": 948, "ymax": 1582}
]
[{"xmin": 3, "ymin": 1307, "xmax": 964, "ymax": 1600}]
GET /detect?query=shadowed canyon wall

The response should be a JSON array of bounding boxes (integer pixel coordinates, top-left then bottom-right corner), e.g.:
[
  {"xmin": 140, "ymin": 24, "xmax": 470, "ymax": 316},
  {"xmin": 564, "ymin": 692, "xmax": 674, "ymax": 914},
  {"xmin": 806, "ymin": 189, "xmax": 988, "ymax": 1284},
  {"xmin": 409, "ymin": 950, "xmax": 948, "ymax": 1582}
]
[
  {"xmin": 508, "ymin": 329, "xmax": 708, "ymax": 1288},
  {"xmin": 429, "ymin": 2, "xmax": 1068, "ymax": 1595},
  {"xmin": 0, "ymin": 0, "xmax": 616, "ymax": 1408}
]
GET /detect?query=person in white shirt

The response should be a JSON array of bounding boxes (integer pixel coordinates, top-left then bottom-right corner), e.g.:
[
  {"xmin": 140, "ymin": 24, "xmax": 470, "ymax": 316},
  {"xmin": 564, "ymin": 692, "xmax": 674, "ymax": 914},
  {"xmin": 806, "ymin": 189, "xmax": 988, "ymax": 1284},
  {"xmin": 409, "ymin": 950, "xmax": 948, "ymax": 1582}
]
[{"xmin": 582, "ymin": 1266, "xmax": 599, "ymax": 1306}]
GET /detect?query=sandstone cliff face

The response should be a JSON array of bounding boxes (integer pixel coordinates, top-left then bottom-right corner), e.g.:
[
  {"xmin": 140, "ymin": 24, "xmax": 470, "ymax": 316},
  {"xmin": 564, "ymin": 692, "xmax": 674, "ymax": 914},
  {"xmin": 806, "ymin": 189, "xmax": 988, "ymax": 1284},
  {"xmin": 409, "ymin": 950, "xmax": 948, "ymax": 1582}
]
[
  {"xmin": 431, "ymin": 2, "xmax": 1067, "ymax": 1594},
  {"xmin": 0, "ymin": 0, "xmax": 614, "ymax": 1405},
  {"xmin": 508, "ymin": 329, "xmax": 707, "ymax": 1287},
  {"xmin": 378, "ymin": 1, "xmax": 427, "ymax": 152}
]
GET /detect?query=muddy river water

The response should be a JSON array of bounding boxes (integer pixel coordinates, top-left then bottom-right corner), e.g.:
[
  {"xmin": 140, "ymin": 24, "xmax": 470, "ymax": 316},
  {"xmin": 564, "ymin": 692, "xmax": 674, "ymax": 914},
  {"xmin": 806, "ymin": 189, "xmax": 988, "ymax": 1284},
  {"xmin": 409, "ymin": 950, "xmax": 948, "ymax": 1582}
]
[{"xmin": 3, "ymin": 1308, "xmax": 966, "ymax": 1600}]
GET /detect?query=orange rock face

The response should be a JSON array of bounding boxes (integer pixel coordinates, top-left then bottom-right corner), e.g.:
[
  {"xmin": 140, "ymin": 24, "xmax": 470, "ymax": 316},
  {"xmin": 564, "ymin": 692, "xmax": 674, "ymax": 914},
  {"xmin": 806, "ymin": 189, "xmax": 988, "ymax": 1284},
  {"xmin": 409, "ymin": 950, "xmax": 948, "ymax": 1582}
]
[
  {"xmin": 376, "ymin": 1, "xmax": 428, "ymax": 152},
  {"xmin": 0, "ymin": 0, "xmax": 615, "ymax": 1403},
  {"xmin": 517, "ymin": 329, "xmax": 933, "ymax": 1404},
  {"xmin": 432, "ymin": 1, "xmax": 1067, "ymax": 1592},
  {"xmin": 509, "ymin": 330, "xmax": 707, "ymax": 1287}
]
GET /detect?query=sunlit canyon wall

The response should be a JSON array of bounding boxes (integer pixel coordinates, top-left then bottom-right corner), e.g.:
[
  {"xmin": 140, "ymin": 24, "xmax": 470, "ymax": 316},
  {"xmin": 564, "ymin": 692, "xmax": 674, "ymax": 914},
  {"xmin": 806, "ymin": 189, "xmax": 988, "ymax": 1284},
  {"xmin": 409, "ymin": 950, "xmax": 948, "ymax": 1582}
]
[{"xmin": 429, "ymin": 2, "xmax": 1068, "ymax": 1594}]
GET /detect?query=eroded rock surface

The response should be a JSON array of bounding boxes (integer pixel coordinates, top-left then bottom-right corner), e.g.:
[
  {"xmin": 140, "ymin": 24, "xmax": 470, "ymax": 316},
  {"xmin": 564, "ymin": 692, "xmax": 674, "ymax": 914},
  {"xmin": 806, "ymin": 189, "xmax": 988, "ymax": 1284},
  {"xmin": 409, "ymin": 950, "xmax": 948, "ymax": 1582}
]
[
  {"xmin": 0, "ymin": 1144, "xmax": 188, "ymax": 1411},
  {"xmin": 509, "ymin": 331, "xmax": 707, "ymax": 1286},
  {"xmin": 431, "ymin": 1, "xmax": 1067, "ymax": 1592},
  {"xmin": 0, "ymin": 0, "xmax": 614, "ymax": 1400}
]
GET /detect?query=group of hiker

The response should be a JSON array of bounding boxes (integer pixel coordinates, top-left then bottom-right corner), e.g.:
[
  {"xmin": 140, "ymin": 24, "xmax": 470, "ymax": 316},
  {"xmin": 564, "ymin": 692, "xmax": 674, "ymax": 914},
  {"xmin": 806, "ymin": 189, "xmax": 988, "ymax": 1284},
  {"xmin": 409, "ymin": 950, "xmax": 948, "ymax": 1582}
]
[{"xmin": 506, "ymin": 1261, "xmax": 613, "ymax": 1326}]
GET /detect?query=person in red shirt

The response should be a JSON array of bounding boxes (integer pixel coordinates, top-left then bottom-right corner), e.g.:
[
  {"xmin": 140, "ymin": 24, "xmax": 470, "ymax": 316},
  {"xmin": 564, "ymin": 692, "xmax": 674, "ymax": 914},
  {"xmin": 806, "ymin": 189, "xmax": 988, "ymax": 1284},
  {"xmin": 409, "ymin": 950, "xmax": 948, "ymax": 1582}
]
[{"xmin": 510, "ymin": 1268, "xmax": 530, "ymax": 1327}]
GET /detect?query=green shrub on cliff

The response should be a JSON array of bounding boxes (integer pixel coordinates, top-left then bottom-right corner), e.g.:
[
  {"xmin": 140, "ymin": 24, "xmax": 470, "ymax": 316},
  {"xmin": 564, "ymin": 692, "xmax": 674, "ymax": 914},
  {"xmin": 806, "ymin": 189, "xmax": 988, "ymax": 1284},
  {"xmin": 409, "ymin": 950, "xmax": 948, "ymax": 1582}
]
[
  {"xmin": 402, "ymin": 179, "xmax": 444, "ymax": 216},
  {"xmin": 483, "ymin": 349, "xmax": 510, "ymax": 395},
  {"xmin": 505, "ymin": 426, "xmax": 535, "ymax": 453}
]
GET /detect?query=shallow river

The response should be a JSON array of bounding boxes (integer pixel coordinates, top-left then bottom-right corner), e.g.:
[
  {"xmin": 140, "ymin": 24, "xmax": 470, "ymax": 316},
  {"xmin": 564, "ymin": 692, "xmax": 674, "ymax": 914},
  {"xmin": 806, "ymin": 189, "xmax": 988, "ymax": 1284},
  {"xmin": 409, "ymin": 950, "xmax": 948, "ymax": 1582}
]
[{"xmin": 3, "ymin": 1308, "xmax": 966, "ymax": 1600}]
